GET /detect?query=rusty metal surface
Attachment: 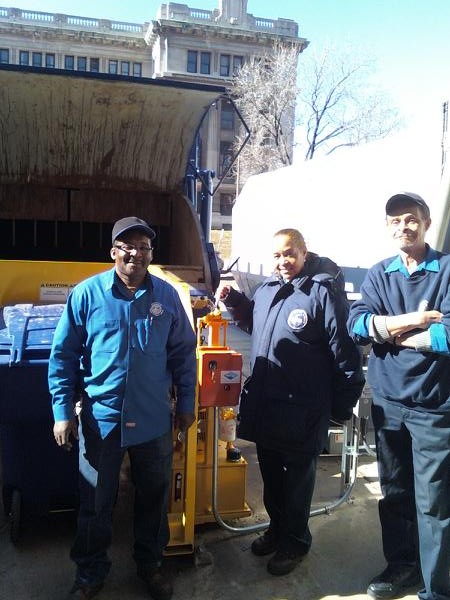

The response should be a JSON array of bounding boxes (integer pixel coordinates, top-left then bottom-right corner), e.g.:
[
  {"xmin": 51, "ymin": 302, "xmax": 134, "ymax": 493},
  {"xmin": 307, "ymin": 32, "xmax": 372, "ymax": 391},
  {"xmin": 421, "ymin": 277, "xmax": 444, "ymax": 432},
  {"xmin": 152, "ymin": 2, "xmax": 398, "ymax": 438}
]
[{"xmin": 0, "ymin": 66, "xmax": 225, "ymax": 191}]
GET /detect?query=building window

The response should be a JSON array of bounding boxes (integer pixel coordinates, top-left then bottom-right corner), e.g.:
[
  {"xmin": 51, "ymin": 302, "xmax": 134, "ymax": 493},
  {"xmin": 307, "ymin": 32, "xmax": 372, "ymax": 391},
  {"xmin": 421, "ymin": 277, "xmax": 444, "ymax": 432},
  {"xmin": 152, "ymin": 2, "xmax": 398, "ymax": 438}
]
[
  {"xmin": 220, "ymin": 102, "xmax": 235, "ymax": 130},
  {"xmin": 187, "ymin": 50, "xmax": 198, "ymax": 73},
  {"xmin": 89, "ymin": 57, "xmax": 100, "ymax": 72},
  {"xmin": 220, "ymin": 193, "xmax": 234, "ymax": 216},
  {"xmin": 219, "ymin": 141, "xmax": 233, "ymax": 177},
  {"xmin": 32, "ymin": 52, "xmax": 42, "ymax": 67},
  {"xmin": 0, "ymin": 48, "xmax": 9, "ymax": 64},
  {"xmin": 220, "ymin": 54, "xmax": 231, "ymax": 77},
  {"xmin": 120, "ymin": 61, "xmax": 130, "ymax": 76},
  {"xmin": 19, "ymin": 50, "xmax": 29, "ymax": 66},
  {"xmin": 108, "ymin": 59, "xmax": 118, "ymax": 74},
  {"xmin": 232, "ymin": 55, "xmax": 243, "ymax": 75},
  {"xmin": 65, "ymin": 55, "xmax": 75, "ymax": 70},
  {"xmin": 200, "ymin": 52, "xmax": 211, "ymax": 75},
  {"xmin": 45, "ymin": 53, "xmax": 55, "ymax": 68},
  {"xmin": 133, "ymin": 62, "xmax": 142, "ymax": 77},
  {"xmin": 77, "ymin": 56, "xmax": 87, "ymax": 71}
]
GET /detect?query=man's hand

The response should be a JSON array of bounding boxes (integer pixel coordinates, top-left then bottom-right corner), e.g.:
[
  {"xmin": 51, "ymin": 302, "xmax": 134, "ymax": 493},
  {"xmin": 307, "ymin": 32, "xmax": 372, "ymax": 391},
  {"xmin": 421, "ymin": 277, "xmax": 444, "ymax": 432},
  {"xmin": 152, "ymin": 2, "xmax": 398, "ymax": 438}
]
[
  {"xmin": 175, "ymin": 412, "xmax": 196, "ymax": 433},
  {"xmin": 53, "ymin": 419, "xmax": 78, "ymax": 451},
  {"xmin": 412, "ymin": 310, "xmax": 443, "ymax": 329}
]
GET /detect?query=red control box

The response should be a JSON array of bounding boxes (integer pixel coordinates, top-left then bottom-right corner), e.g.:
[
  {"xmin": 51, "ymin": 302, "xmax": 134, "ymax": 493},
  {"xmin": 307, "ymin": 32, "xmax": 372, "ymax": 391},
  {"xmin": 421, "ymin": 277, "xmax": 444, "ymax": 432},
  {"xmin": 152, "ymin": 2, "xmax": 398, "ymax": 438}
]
[{"xmin": 197, "ymin": 348, "xmax": 242, "ymax": 407}]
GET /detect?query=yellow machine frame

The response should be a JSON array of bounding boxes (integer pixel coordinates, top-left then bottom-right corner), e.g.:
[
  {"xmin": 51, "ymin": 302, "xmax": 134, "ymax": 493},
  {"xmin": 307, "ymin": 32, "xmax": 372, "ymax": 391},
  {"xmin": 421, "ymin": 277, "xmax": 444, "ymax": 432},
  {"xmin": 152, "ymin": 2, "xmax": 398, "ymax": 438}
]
[{"xmin": 0, "ymin": 260, "xmax": 250, "ymax": 555}]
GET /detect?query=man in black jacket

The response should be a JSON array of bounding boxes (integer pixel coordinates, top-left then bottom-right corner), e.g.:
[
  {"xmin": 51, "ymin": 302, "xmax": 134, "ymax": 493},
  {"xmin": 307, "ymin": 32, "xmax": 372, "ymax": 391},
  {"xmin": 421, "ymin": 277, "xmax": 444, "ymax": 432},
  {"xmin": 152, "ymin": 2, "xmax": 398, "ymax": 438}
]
[{"xmin": 220, "ymin": 228, "xmax": 364, "ymax": 576}]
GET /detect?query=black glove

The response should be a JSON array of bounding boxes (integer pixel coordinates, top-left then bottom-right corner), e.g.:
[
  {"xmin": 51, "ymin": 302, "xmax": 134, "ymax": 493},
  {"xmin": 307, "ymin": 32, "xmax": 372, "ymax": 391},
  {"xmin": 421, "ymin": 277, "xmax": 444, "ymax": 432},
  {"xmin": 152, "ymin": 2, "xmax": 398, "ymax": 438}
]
[{"xmin": 330, "ymin": 406, "xmax": 353, "ymax": 424}]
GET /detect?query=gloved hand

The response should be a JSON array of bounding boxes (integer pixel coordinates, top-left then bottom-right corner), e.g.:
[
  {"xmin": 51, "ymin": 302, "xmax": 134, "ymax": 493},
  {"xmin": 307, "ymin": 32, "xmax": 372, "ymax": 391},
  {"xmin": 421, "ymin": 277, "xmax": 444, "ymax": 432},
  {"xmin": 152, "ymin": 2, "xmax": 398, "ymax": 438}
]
[
  {"xmin": 175, "ymin": 412, "xmax": 196, "ymax": 432},
  {"xmin": 330, "ymin": 407, "xmax": 353, "ymax": 424}
]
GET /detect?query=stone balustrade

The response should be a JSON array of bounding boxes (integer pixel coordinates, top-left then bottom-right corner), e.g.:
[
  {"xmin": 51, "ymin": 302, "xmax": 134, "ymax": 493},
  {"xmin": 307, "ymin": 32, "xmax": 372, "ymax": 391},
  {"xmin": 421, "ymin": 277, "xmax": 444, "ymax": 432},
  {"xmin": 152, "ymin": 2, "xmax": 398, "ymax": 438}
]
[{"xmin": 0, "ymin": 6, "xmax": 145, "ymax": 35}]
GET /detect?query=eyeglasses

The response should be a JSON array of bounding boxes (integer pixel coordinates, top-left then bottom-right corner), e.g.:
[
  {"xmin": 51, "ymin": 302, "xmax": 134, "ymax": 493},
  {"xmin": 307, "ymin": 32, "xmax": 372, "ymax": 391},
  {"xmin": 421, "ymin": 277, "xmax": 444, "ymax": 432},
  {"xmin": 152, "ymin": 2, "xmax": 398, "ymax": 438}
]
[{"xmin": 114, "ymin": 243, "xmax": 153, "ymax": 254}]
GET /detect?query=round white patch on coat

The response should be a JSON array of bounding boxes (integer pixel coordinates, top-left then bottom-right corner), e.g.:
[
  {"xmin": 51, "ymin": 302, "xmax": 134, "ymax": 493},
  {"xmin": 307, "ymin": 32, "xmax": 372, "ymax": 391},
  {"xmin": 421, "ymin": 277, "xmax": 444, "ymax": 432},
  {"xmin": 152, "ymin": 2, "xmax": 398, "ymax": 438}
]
[
  {"xmin": 287, "ymin": 308, "xmax": 308, "ymax": 331},
  {"xmin": 150, "ymin": 302, "xmax": 164, "ymax": 317}
]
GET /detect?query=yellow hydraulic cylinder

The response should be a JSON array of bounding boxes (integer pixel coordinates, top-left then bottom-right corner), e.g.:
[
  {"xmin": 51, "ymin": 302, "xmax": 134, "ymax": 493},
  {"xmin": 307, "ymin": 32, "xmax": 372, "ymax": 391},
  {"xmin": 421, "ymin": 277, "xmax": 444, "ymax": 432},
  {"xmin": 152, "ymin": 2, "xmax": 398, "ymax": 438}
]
[{"xmin": 197, "ymin": 309, "xmax": 229, "ymax": 348}]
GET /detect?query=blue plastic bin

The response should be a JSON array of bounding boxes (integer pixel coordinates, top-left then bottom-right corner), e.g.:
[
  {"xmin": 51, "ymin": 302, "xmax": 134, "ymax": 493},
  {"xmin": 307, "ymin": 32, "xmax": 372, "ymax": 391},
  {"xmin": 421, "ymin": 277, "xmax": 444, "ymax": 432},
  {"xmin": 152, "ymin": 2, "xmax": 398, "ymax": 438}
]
[{"xmin": 0, "ymin": 304, "xmax": 79, "ymax": 542}]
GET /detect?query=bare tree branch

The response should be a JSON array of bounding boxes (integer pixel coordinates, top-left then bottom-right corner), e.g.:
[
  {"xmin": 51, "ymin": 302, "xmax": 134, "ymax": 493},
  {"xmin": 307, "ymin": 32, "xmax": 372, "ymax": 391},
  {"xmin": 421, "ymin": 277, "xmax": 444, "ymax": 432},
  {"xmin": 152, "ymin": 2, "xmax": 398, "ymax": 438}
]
[
  {"xmin": 231, "ymin": 42, "xmax": 301, "ymax": 183},
  {"xmin": 298, "ymin": 46, "xmax": 400, "ymax": 159},
  {"xmin": 231, "ymin": 42, "xmax": 401, "ymax": 181}
]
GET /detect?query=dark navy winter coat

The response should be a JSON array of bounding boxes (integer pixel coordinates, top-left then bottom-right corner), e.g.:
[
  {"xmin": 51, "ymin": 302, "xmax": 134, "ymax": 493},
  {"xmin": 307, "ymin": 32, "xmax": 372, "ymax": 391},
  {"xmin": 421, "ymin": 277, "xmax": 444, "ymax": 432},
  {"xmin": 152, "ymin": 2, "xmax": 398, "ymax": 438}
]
[{"xmin": 224, "ymin": 254, "xmax": 364, "ymax": 454}]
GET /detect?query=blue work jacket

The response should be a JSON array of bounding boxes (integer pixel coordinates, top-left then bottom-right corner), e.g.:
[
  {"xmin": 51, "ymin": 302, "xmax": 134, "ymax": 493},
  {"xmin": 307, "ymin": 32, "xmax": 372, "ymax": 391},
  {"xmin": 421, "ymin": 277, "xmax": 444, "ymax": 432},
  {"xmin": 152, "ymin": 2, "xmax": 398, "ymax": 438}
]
[{"xmin": 48, "ymin": 268, "xmax": 196, "ymax": 446}]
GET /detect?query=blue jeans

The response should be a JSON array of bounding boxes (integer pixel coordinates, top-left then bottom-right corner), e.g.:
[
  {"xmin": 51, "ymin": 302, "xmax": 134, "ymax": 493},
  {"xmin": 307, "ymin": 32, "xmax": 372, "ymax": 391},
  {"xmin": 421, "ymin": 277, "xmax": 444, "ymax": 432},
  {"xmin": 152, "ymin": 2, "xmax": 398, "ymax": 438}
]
[
  {"xmin": 71, "ymin": 416, "xmax": 173, "ymax": 586},
  {"xmin": 256, "ymin": 444, "xmax": 317, "ymax": 554},
  {"xmin": 372, "ymin": 397, "xmax": 450, "ymax": 600}
]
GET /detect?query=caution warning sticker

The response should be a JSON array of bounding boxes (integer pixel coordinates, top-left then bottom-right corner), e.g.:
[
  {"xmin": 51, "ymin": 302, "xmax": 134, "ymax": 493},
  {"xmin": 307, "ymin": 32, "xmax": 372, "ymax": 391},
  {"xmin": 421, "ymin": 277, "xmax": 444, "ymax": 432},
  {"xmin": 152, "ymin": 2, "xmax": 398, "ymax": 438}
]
[{"xmin": 40, "ymin": 283, "xmax": 75, "ymax": 303}]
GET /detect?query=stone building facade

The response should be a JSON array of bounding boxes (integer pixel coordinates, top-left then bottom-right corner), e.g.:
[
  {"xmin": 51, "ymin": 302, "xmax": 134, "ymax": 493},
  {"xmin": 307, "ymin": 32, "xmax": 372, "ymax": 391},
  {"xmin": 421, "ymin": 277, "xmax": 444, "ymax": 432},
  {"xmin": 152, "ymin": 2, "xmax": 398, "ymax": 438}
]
[{"xmin": 0, "ymin": 1, "xmax": 308, "ymax": 229}]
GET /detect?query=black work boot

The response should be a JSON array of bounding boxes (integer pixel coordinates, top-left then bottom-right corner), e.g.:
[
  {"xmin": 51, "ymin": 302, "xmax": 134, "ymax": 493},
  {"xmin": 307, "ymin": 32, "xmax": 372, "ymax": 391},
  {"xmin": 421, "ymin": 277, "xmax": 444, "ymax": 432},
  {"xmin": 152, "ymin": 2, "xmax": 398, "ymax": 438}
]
[
  {"xmin": 251, "ymin": 530, "xmax": 279, "ymax": 556},
  {"xmin": 67, "ymin": 581, "xmax": 103, "ymax": 599},
  {"xmin": 138, "ymin": 566, "xmax": 173, "ymax": 600},
  {"xmin": 367, "ymin": 564, "xmax": 421, "ymax": 599},
  {"xmin": 266, "ymin": 547, "xmax": 308, "ymax": 576}
]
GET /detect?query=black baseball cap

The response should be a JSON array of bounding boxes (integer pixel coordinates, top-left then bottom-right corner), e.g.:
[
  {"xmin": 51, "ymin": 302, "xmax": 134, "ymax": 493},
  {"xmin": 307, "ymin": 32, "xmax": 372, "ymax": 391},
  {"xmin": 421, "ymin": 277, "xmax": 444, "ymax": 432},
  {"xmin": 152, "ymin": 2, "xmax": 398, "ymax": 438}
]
[
  {"xmin": 112, "ymin": 216, "xmax": 155, "ymax": 244},
  {"xmin": 385, "ymin": 192, "xmax": 430, "ymax": 219}
]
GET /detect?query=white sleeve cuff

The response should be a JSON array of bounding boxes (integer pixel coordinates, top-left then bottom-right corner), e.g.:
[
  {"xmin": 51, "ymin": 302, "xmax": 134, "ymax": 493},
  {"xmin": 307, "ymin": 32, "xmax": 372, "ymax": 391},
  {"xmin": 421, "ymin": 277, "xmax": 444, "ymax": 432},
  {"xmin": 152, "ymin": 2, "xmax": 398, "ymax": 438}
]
[
  {"xmin": 370, "ymin": 316, "xmax": 392, "ymax": 343},
  {"xmin": 413, "ymin": 330, "xmax": 433, "ymax": 352}
]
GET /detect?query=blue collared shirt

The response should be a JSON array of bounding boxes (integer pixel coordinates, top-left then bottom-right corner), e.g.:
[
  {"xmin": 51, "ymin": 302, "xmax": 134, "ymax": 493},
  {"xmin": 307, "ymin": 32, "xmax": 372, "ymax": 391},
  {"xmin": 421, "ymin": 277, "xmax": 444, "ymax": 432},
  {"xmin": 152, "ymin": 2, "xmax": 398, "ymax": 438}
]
[
  {"xmin": 384, "ymin": 247, "xmax": 440, "ymax": 278},
  {"xmin": 49, "ymin": 268, "xmax": 196, "ymax": 446}
]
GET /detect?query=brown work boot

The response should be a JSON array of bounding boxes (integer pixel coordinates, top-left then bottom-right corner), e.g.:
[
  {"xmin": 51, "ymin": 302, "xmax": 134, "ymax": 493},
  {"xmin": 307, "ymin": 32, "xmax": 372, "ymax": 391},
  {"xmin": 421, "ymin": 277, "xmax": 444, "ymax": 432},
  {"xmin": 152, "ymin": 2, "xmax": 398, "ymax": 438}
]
[{"xmin": 138, "ymin": 567, "xmax": 173, "ymax": 600}]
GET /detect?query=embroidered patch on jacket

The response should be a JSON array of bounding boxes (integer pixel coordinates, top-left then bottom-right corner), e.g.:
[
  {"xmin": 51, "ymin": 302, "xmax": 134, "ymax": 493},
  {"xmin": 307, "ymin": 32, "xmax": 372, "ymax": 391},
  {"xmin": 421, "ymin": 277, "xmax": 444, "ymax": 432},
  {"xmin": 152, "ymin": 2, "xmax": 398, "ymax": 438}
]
[
  {"xmin": 287, "ymin": 308, "xmax": 308, "ymax": 331},
  {"xmin": 150, "ymin": 302, "xmax": 164, "ymax": 317}
]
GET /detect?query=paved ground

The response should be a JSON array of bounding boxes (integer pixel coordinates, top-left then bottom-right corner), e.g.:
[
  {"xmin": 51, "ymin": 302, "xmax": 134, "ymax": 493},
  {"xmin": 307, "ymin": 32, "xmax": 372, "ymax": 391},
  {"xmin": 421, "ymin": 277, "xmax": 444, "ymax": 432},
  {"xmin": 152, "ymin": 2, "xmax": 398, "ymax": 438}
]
[{"xmin": 0, "ymin": 317, "xmax": 422, "ymax": 600}]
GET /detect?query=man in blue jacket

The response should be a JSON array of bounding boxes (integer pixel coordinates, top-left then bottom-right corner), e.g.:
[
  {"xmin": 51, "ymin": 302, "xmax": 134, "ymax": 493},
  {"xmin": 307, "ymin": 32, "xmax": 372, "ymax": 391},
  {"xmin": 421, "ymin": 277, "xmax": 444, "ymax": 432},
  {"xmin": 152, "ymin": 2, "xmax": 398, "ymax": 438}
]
[
  {"xmin": 348, "ymin": 193, "xmax": 450, "ymax": 600},
  {"xmin": 221, "ymin": 228, "xmax": 364, "ymax": 577},
  {"xmin": 48, "ymin": 216, "xmax": 196, "ymax": 600}
]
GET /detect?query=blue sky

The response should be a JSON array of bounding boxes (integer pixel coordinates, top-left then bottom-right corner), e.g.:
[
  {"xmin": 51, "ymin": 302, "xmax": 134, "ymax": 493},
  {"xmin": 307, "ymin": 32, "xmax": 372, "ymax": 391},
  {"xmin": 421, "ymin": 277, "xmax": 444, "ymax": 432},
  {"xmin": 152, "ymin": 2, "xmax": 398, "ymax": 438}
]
[{"xmin": 5, "ymin": 1, "xmax": 450, "ymax": 136}]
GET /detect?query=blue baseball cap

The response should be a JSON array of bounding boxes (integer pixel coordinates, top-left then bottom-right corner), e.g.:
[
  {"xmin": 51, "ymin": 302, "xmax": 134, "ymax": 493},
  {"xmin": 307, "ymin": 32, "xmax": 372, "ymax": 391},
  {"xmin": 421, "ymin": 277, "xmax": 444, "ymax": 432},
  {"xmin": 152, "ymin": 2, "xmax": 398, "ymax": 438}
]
[{"xmin": 386, "ymin": 192, "xmax": 430, "ymax": 218}]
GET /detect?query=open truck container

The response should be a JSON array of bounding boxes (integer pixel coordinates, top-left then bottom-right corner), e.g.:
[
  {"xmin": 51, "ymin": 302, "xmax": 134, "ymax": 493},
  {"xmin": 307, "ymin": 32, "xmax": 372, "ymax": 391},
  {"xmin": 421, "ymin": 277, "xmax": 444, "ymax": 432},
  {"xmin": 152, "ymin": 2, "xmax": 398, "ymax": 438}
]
[
  {"xmin": 0, "ymin": 64, "xmax": 226, "ymax": 301},
  {"xmin": 0, "ymin": 65, "xmax": 247, "ymax": 550}
]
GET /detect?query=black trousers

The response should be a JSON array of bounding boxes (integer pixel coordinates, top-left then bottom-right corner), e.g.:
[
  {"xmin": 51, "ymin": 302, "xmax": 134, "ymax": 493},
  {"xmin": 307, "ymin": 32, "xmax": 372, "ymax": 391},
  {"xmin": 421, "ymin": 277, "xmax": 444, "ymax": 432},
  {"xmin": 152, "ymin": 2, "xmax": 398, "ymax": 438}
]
[
  {"xmin": 256, "ymin": 444, "xmax": 317, "ymax": 554},
  {"xmin": 71, "ymin": 418, "xmax": 173, "ymax": 586}
]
